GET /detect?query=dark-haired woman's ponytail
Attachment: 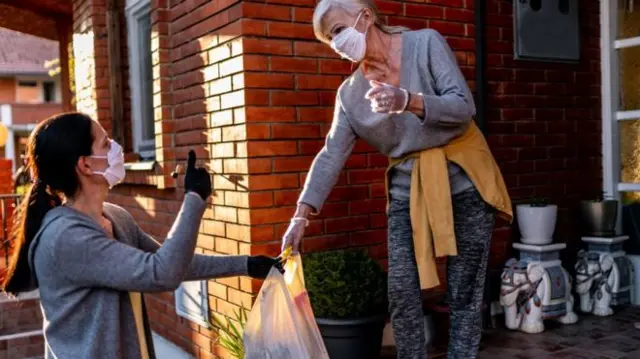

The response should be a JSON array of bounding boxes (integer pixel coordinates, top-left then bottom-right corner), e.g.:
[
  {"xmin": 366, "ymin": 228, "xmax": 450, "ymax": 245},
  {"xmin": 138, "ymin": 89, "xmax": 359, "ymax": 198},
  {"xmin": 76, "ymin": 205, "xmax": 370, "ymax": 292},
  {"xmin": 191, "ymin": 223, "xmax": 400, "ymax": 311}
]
[{"xmin": 1, "ymin": 179, "xmax": 61, "ymax": 294}]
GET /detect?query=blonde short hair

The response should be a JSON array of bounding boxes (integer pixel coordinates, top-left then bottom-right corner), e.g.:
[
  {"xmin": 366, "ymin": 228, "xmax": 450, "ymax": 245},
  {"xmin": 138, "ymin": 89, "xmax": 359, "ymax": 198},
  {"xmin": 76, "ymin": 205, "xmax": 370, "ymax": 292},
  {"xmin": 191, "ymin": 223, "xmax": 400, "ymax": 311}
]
[{"xmin": 312, "ymin": 0, "xmax": 408, "ymax": 44}]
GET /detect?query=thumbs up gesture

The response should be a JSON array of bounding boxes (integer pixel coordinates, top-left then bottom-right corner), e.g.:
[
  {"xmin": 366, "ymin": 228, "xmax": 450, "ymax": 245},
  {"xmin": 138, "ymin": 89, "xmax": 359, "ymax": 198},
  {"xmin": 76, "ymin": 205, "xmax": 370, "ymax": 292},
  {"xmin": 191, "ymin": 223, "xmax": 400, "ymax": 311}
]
[{"xmin": 184, "ymin": 150, "xmax": 212, "ymax": 200}]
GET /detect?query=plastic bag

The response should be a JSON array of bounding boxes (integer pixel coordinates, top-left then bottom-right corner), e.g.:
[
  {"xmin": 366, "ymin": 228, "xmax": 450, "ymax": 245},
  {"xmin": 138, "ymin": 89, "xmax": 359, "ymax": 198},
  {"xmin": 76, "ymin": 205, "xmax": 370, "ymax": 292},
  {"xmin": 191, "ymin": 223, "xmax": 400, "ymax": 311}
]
[{"xmin": 243, "ymin": 253, "xmax": 329, "ymax": 359}]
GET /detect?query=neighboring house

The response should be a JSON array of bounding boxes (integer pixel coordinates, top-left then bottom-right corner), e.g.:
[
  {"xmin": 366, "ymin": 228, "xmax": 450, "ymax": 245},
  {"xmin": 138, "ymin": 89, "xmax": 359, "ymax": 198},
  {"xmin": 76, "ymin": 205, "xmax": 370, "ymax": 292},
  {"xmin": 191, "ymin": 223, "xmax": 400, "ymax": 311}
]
[
  {"xmin": 0, "ymin": 27, "xmax": 62, "ymax": 172},
  {"xmin": 0, "ymin": 1, "xmax": 631, "ymax": 359}
]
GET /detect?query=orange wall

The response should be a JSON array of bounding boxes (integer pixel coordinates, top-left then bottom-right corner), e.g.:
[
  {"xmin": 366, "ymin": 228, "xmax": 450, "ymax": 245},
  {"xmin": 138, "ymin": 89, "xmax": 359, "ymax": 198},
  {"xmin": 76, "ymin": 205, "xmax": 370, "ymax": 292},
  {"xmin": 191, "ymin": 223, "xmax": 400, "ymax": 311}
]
[
  {"xmin": 16, "ymin": 84, "xmax": 42, "ymax": 103},
  {"xmin": 11, "ymin": 103, "xmax": 61, "ymax": 125},
  {"xmin": 0, "ymin": 78, "xmax": 15, "ymax": 103}
]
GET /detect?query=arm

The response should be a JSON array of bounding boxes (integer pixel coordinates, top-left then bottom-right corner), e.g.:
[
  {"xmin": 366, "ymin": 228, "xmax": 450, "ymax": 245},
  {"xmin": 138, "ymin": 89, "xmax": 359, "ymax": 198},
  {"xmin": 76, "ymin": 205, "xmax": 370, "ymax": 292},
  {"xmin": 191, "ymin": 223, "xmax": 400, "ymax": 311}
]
[
  {"xmin": 410, "ymin": 29, "xmax": 475, "ymax": 125},
  {"xmin": 52, "ymin": 193, "xmax": 206, "ymax": 292},
  {"xmin": 297, "ymin": 94, "xmax": 357, "ymax": 215},
  {"xmin": 136, "ymin": 227, "xmax": 249, "ymax": 280}
]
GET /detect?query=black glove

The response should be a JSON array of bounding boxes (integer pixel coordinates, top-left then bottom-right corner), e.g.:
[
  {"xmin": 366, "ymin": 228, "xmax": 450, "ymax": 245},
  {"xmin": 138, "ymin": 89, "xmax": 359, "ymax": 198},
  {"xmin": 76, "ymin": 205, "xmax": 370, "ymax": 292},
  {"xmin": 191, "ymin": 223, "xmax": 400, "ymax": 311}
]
[
  {"xmin": 247, "ymin": 256, "xmax": 283, "ymax": 279},
  {"xmin": 184, "ymin": 150, "xmax": 212, "ymax": 200}
]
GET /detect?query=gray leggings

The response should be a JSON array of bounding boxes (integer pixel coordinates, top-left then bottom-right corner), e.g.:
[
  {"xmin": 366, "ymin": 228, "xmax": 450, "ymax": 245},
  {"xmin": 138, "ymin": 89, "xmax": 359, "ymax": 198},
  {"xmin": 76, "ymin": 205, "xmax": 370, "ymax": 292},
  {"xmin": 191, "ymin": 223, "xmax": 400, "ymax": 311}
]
[{"xmin": 388, "ymin": 188, "xmax": 495, "ymax": 359}]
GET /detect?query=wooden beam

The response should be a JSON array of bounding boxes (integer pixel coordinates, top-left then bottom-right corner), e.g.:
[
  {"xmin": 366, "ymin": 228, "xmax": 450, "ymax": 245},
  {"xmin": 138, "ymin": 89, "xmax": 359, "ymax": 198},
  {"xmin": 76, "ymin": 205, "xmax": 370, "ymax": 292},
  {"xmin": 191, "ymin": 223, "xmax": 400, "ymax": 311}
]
[
  {"xmin": 106, "ymin": 0, "xmax": 125, "ymax": 148},
  {"xmin": 1, "ymin": 0, "xmax": 72, "ymax": 19},
  {"xmin": 0, "ymin": 3, "xmax": 61, "ymax": 41},
  {"xmin": 56, "ymin": 19, "xmax": 74, "ymax": 112}
]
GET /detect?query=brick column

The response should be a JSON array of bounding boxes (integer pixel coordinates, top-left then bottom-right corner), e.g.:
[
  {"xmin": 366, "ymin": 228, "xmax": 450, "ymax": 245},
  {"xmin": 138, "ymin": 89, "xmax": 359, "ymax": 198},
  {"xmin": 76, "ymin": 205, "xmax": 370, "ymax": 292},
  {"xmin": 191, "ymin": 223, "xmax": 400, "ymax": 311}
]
[
  {"xmin": 72, "ymin": 0, "xmax": 107, "ymax": 129},
  {"xmin": 151, "ymin": 0, "xmax": 175, "ymax": 188}
]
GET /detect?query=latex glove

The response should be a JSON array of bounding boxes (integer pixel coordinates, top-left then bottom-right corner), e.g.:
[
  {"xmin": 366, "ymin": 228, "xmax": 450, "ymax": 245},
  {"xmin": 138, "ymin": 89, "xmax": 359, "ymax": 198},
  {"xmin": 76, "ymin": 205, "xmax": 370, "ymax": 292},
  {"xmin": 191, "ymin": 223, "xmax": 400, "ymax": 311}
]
[
  {"xmin": 248, "ymin": 256, "xmax": 284, "ymax": 279},
  {"xmin": 281, "ymin": 218, "xmax": 308, "ymax": 253},
  {"xmin": 184, "ymin": 150, "xmax": 212, "ymax": 200},
  {"xmin": 364, "ymin": 80, "xmax": 409, "ymax": 114}
]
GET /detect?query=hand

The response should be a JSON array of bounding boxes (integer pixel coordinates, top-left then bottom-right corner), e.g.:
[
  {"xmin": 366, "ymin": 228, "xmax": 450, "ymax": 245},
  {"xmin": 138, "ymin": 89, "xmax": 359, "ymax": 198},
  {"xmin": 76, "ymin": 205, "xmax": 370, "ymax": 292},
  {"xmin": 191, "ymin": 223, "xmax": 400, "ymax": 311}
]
[
  {"xmin": 281, "ymin": 218, "xmax": 308, "ymax": 253},
  {"xmin": 248, "ymin": 256, "xmax": 283, "ymax": 279},
  {"xmin": 364, "ymin": 80, "xmax": 409, "ymax": 114},
  {"xmin": 184, "ymin": 150, "xmax": 212, "ymax": 200}
]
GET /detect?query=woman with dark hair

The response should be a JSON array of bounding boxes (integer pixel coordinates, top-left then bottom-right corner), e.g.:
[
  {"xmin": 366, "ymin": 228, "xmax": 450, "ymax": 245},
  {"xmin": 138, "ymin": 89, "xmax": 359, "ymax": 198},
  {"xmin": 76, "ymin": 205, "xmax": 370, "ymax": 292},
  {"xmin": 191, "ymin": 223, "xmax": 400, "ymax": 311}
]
[{"xmin": 1, "ymin": 112, "xmax": 279, "ymax": 359}]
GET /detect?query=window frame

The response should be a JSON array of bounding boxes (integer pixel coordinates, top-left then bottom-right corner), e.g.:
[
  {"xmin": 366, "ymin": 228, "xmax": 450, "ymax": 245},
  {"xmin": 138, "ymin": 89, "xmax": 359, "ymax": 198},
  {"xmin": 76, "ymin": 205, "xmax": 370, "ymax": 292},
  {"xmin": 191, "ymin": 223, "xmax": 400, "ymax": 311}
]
[
  {"xmin": 126, "ymin": 0, "xmax": 155, "ymax": 160},
  {"xmin": 600, "ymin": 0, "xmax": 640, "ymax": 231}
]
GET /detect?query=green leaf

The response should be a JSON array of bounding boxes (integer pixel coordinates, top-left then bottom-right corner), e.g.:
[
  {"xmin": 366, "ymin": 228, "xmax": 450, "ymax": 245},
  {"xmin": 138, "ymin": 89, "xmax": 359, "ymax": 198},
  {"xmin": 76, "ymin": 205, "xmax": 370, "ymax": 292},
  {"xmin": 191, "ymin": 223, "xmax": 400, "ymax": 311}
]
[{"xmin": 207, "ymin": 307, "xmax": 249, "ymax": 359}]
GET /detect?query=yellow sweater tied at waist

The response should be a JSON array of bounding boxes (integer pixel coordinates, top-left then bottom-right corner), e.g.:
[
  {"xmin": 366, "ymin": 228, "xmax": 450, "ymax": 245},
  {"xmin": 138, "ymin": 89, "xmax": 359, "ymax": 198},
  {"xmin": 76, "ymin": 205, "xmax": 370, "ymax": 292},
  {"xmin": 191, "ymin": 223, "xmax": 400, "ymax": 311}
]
[{"xmin": 386, "ymin": 121, "xmax": 512, "ymax": 290}]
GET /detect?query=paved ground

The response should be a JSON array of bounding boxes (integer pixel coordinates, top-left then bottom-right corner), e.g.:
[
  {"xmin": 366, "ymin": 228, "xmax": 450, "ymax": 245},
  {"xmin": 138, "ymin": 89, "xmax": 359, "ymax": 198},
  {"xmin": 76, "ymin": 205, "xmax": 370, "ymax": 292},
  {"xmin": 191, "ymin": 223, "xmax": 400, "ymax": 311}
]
[{"xmin": 381, "ymin": 306, "xmax": 640, "ymax": 358}]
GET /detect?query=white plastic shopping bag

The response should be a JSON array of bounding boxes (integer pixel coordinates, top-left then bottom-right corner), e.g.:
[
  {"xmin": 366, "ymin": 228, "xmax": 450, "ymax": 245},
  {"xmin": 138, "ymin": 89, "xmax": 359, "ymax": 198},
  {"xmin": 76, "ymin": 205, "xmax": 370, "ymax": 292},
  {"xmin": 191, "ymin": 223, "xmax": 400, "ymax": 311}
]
[{"xmin": 243, "ymin": 253, "xmax": 329, "ymax": 359}]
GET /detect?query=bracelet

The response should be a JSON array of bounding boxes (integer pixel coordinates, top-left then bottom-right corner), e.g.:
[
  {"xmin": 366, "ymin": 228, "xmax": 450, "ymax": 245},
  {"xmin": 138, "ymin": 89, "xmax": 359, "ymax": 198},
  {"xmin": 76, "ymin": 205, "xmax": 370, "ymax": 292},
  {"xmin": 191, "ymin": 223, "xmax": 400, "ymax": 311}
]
[
  {"xmin": 292, "ymin": 217, "xmax": 309, "ymax": 227},
  {"xmin": 396, "ymin": 88, "xmax": 410, "ymax": 114}
]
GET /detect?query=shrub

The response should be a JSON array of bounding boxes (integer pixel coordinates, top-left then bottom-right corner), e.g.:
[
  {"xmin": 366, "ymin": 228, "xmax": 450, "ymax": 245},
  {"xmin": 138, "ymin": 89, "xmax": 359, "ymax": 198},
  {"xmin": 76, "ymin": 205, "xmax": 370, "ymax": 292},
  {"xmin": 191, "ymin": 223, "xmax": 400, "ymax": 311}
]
[{"xmin": 304, "ymin": 250, "xmax": 387, "ymax": 319}]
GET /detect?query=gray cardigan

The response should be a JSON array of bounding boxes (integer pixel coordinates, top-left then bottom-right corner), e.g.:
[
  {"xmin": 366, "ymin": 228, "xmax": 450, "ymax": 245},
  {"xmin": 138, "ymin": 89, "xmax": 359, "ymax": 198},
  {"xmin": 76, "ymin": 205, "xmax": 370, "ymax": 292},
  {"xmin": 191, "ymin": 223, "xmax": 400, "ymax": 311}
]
[
  {"xmin": 299, "ymin": 29, "xmax": 475, "ymax": 211},
  {"xmin": 28, "ymin": 193, "xmax": 249, "ymax": 359}
]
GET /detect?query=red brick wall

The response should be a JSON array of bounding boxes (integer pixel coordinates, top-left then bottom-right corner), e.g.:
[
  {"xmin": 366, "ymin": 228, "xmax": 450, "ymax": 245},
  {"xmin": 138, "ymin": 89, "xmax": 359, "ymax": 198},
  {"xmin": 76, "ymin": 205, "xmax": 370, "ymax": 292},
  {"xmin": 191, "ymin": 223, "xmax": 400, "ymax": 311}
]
[
  {"xmin": 0, "ymin": 296, "xmax": 44, "ymax": 359},
  {"xmin": 0, "ymin": 160, "xmax": 12, "ymax": 287},
  {"xmin": 483, "ymin": 0, "xmax": 601, "ymax": 265},
  {"xmin": 238, "ymin": 0, "xmax": 601, "ymax": 275},
  {"xmin": 0, "ymin": 79, "xmax": 16, "ymax": 104},
  {"xmin": 0, "ymin": 160, "xmax": 12, "ymax": 196},
  {"xmin": 0, "ymin": 160, "xmax": 41, "ymax": 359},
  {"xmin": 0, "ymin": 332, "xmax": 45, "ymax": 359}
]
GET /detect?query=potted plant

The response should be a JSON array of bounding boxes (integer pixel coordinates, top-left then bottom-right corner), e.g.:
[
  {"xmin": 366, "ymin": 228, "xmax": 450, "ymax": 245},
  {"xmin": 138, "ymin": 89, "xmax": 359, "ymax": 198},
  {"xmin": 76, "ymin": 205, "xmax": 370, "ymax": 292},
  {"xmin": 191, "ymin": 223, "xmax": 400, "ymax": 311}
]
[
  {"xmin": 304, "ymin": 250, "xmax": 388, "ymax": 359},
  {"xmin": 516, "ymin": 197, "xmax": 557, "ymax": 245},
  {"xmin": 579, "ymin": 191, "xmax": 619, "ymax": 237}
]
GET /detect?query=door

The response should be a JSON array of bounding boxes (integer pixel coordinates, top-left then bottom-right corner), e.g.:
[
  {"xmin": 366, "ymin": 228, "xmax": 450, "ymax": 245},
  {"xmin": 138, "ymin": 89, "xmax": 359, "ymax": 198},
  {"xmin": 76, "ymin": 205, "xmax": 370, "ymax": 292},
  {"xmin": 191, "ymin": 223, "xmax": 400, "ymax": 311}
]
[{"xmin": 601, "ymin": 0, "xmax": 640, "ymax": 230}]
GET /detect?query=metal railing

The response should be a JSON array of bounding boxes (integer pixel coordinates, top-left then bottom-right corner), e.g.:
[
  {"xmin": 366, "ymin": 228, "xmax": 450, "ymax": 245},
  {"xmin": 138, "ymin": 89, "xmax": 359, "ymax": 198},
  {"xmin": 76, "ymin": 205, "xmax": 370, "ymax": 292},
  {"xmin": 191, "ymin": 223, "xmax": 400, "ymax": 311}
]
[{"xmin": 0, "ymin": 194, "xmax": 22, "ymax": 270}]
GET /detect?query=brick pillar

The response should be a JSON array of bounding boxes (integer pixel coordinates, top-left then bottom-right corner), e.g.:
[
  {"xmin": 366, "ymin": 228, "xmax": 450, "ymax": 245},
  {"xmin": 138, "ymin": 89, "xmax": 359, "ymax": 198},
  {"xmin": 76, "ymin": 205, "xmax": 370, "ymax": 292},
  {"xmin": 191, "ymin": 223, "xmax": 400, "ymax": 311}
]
[
  {"xmin": 72, "ymin": 0, "xmax": 106, "ymax": 128},
  {"xmin": 151, "ymin": 0, "xmax": 175, "ymax": 189},
  {"xmin": 57, "ymin": 19, "xmax": 75, "ymax": 112},
  {"xmin": 167, "ymin": 1, "xmax": 257, "ymax": 357}
]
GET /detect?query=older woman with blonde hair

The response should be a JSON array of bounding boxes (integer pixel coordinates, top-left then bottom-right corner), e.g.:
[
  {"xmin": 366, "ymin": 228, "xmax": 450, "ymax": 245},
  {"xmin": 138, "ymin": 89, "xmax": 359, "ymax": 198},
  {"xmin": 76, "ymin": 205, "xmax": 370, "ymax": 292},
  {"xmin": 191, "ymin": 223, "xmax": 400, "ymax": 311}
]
[{"xmin": 280, "ymin": 0, "xmax": 513, "ymax": 358}]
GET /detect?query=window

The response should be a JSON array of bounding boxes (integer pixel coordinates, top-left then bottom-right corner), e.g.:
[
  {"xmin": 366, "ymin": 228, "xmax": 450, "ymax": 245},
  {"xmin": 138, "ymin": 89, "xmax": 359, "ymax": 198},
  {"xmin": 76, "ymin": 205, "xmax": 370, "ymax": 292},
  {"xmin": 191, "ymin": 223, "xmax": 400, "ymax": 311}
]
[
  {"xmin": 126, "ymin": 0, "xmax": 155, "ymax": 159},
  {"xmin": 16, "ymin": 79, "xmax": 59, "ymax": 104},
  {"xmin": 175, "ymin": 281, "xmax": 210, "ymax": 328},
  {"xmin": 601, "ymin": 1, "xmax": 640, "ymax": 230},
  {"xmin": 43, "ymin": 81, "xmax": 56, "ymax": 103}
]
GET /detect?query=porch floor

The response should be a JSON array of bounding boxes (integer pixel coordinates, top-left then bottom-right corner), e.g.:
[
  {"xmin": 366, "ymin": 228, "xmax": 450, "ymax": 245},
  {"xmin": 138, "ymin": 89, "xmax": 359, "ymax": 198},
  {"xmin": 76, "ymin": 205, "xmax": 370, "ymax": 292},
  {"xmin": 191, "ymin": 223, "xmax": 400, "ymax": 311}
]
[{"xmin": 381, "ymin": 306, "xmax": 640, "ymax": 358}]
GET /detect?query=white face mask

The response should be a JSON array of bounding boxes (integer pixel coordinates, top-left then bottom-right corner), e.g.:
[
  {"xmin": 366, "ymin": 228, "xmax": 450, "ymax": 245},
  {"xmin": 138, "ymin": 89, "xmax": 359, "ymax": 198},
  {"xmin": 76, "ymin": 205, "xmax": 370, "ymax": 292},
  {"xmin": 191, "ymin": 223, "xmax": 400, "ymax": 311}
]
[
  {"xmin": 91, "ymin": 140, "xmax": 126, "ymax": 188},
  {"xmin": 330, "ymin": 11, "xmax": 368, "ymax": 62}
]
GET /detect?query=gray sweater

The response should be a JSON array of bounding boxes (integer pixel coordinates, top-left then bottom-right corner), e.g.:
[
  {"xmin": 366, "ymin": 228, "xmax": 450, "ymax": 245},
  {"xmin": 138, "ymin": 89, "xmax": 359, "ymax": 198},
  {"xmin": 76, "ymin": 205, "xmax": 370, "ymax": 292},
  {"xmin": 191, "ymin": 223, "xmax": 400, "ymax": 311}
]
[
  {"xmin": 299, "ymin": 29, "xmax": 475, "ymax": 211},
  {"xmin": 28, "ymin": 193, "xmax": 249, "ymax": 359}
]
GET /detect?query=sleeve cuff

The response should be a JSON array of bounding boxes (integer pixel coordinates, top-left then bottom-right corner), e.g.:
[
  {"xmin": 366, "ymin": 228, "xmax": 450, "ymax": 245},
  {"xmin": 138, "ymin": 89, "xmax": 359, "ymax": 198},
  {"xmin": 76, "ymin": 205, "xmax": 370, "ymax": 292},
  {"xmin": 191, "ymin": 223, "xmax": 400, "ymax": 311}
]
[
  {"xmin": 184, "ymin": 192, "xmax": 206, "ymax": 211},
  {"xmin": 418, "ymin": 94, "xmax": 437, "ymax": 125},
  {"xmin": 297, "ymin": 189, "xmax": 323, "ymax": 215}
]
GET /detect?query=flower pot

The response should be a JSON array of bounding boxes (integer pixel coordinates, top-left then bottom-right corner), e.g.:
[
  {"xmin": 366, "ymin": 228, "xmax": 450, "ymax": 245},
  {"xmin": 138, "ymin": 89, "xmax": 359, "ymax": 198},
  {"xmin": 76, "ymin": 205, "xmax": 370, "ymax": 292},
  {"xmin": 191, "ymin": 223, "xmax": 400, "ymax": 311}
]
[
  {"xmin": 516, "ymin": 204, "xmax": 557, "ymax": 245},
  {"xmin": 316, "ymin": 314, "xmax": 386, "ymax": 359},
  {"xmin": 579, "ymin": 200, "xmax": 618, "ymax": 237}
]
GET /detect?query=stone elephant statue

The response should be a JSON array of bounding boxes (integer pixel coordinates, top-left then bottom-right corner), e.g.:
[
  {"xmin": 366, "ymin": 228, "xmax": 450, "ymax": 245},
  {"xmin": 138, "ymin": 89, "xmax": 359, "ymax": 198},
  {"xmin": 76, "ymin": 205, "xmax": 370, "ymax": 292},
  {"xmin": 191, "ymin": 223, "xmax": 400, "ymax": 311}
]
[
  {"xmin": 500, "ymin": 258, "xmax": 546, "ymax": 334},
  {"xmin": 575, "ymin": 250, "xmax": 615, "ymax": 316}
]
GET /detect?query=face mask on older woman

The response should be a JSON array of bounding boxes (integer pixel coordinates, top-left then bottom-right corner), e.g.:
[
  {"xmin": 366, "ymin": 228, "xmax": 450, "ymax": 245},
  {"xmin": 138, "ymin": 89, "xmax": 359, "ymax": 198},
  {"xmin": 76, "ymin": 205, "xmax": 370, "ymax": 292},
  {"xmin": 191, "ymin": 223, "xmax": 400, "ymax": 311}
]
[{"xmin": 331, "ymin": 11, "xmax": 368, "ymax": 62}]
